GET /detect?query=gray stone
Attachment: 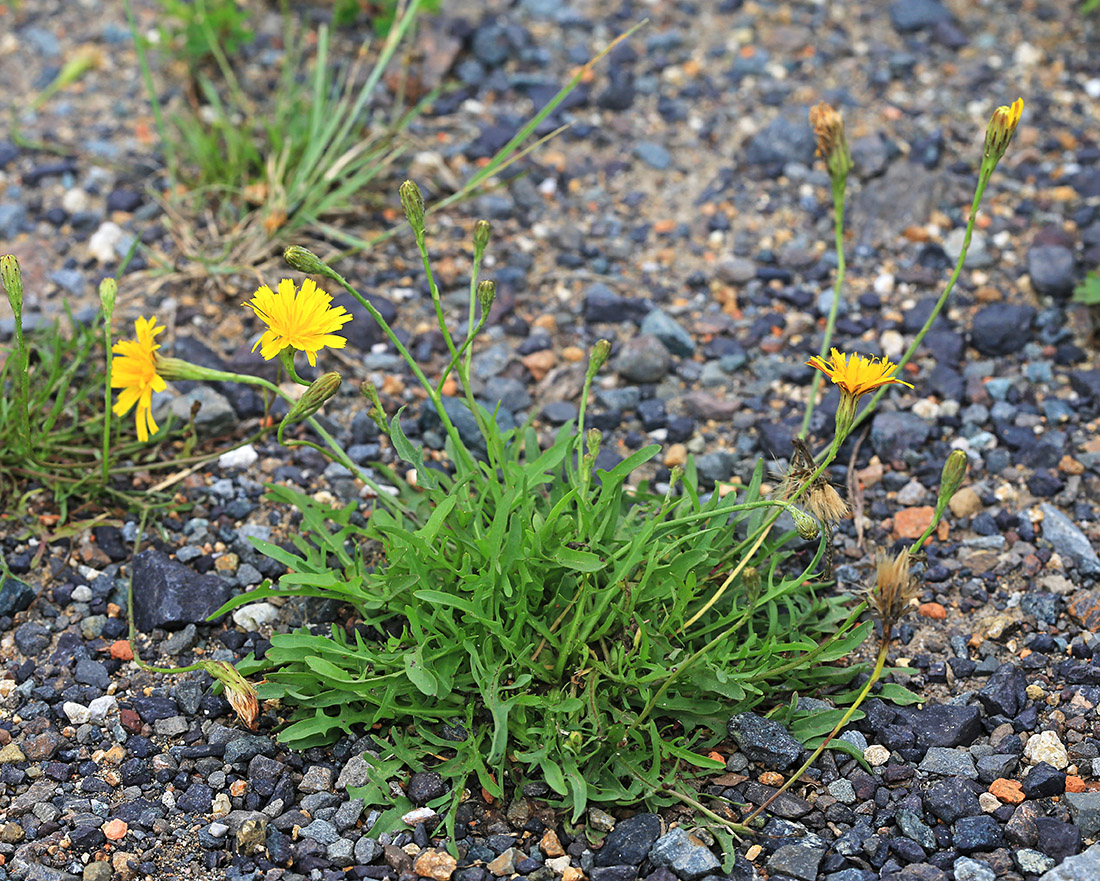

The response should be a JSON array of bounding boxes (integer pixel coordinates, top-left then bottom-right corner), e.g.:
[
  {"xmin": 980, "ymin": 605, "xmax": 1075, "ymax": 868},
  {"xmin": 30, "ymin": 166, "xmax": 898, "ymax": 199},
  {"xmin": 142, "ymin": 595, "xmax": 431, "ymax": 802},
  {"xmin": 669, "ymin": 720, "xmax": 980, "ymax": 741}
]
[
  {"xmin": 1066, "ymin": 791, "xmax": 1100, "ymax": 836},
  {"xmin": 354, "ymin": 835, "xmax": 381, "ymax": 864},
  {"xmin": 1028, "ymin": 245, "xmax": 1077, "ymax": 298},
  {"xmin": 696, "ymin": 451, "xmax": 735, "ymax": 485},
  {"xmin": 0, "ymin": 202, "xmax": 27, "ymax": 239},
  {"xmin": 333, "ymin": 798, "xmax": 364, "ymax": 831},
  {"xmin": 299, "ymin": 765, "xmax": 334, "ymax": 793},
  {"xmin": 971, "ymin": 304, "xmax": 1036, "ymax": 357},
  {"xmin": 336, "ymin": 755, "xmax": 372, "ymax": 790},
  {"xmin": 640, "ymin": 309, "xmax": 695, "ymax": 357},
  {"xmin": 130, "ymin": 549, "xmax": 232, "ymax": 632},
  {"xmin": 976, "ymin": 754, "xmax": 1018, "ymax": 783},
  {"xmin": 870, "ymin": 412, "xmax": 930, "ymax": 461},
  {"xmin": 896, "ymin": 809, "xmax": 936, "ymax": 850},
  {"xmin": 1039, "ymin": 843, "xmax": 1100, "ymax": 881},
  {"xmin": 14, "ymin": 621, "xmax": 51, "ymax": 656},
  {"xmin": 302, "ymin": 819, "xmax": 338, "ymax": 845},
  {"xmin": 616, "ymin": 334, "xmax": 671, "ymax": 383},
  {"xmin": 327, "ymin": 837, "xmax": 355, "ymax": 867},
  {"xmin": 952, "ymin": 857, "xmax": 995, "ymax": 881},
  {"xmin": 766, "ymin": 844, "xmax": 825, "ymax": 881},
  {"xmin": 648, "ymin": 827, "xmax": 721, "ymax": 880},
  {"xmin": 1040, "ymin": 504, "xmax": 1100, "ymax": 576},
  {"xmin": 726, "ymin": 713, "xmax": 803, "ymax": 770},
  {"xmin": 634, "ymin": 142, "xmax": 671, "ymax": 170},
  {"xmin": 1015, "ymin": 850, "xmax": 1056, "ymax": 875},
  {"xmin": 890, "ymin": 0, "xmax": 953, "ymax": 31},
  {"xmin": 919, "ymin": 747, "xmax": 978, "ymax": 779},
  {"xmin": 168, "ymin": 387, "xmax": 236, "ymax": 438},
  {"xmin": 162, "ymin": 623, "xmax": 198, "ymax": 656},
  {"xmin": 74, "ymin": 658, "xmax": 110, "ymax": 690},
  {"xmin": 745, "ymin": 116, "xmax": 816, "ymax": 167}
]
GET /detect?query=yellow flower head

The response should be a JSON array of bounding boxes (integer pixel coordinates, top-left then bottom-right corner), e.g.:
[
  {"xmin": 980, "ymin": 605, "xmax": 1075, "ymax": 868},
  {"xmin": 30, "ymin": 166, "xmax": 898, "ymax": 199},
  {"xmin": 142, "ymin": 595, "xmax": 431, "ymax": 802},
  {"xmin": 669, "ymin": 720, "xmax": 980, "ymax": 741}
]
[
  {"xmin": 983, "ymin": 98, "xmax": 1024, "ymax": 166},
  {"xmin": 244, "ymin": 278, "xmax": 352, "ymax": 367},
  {"xmin": 111, "ymin": 316, "xmax": 168, "ymax": 442},
  {"xmin": 806, "ymin": 348, "xmax": 913, "ymax": 398}
]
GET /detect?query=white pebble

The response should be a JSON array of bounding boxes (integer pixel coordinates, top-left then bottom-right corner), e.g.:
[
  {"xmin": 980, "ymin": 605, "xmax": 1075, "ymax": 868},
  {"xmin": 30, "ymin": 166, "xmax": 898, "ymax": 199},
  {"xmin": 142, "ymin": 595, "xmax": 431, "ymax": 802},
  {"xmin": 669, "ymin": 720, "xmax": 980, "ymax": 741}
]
[
  {"xmin": 978, "ymin": 792, "xmax": 1002, "ymax": 813},
  {"xmin": 87, "ymin": 695, "xmax": 118, "ymax": 725},
  {"xmin": 864, "ymin": 744, "xmax": 891, "ymax": 766},
  {"xmin": 232, "ymin": 602, "xmax": 280, "ymax": 631},
  {"xmin": 1024, "ymin": 730, "xmax": 1068, "ymax": 769},
  {"xmin": 63, "ymin": 701, "xmax": 92, "ymax": 725},
  {"xmin": 880, "ymin": 330, "xmax": 904, "ymax": 361},
  {"xmin": 88, "ymin": 221, "xmax": 125, "ymax": 263},
  {"xmin": 401, "ymin": 807, "xmax": 438, "ymax": 826},
  {"xmin": 1013, "ymin": 42, "xmax": 1042, "ymax": 66},
  {"xmin": 208, "ymin": 822, "xmax": 229, "ymax": 838},
  {"xmin": 218, "ymin": 444, "xmax": 258, "ymax": 470},
  {"xmin": 873, "ymin": 272, "xmax": 895, "ymax": 296},
  {"xmin": 1086, "ymin": 79, "xmax": 1100, "ymax": 100},
  {"xmin": 71, "ymin": 585, "xmax": 93, "ymax": 603},
  {"xmin": 912, "ymin": 399, "xmax": 941, "ymax": 422},
  {"xmin": 62, "ymin": 188, "xmax": 90, "ymax": 214}
]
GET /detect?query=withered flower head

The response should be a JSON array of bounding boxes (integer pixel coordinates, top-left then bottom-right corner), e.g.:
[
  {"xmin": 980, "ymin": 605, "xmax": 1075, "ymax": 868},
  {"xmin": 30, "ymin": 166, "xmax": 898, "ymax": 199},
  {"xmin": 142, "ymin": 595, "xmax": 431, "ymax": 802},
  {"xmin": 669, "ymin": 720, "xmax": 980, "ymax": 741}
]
[
  {"xmin": 201, "ymin": 660, "xmax": 259, "ymax": 730},
  {"xmin": 809, "ymin": 101, "xmax": 853, "ymax": 184},
  {"xmin": 779, "ymin": 438, "xmax": 849, "ymax": 525},
  {"xmin": 865, "ymin": 549, "xmax": 920, "ymax": 628}
]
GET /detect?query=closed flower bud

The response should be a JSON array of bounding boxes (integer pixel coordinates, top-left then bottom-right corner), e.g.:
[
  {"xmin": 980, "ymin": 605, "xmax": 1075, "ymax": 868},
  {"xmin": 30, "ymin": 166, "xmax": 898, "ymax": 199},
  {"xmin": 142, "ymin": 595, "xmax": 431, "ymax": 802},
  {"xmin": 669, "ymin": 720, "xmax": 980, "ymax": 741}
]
[
  {"xmin": 283, "ymin": 246, "xmax": 335, "ymax": 279},
  {"xmin": 156, "ymin": 356, "xmax": 231, "ymax": 383},
  {"xmin": 473, "ymin": 219, "xmax": 491, "ymax": 251},
  {"xmin": 477, "ymin": 280, "xmax": 496, "ymax": 315},
  {"xmin": 1, "ymin": 255, "xmax": 23, "ymax": 314},
  {"xmin": 586, "ymin": 427, "xmax": 602, "ymax": 457},
  {"xmin": 283, "ymin": 371, "xmax": 342, "ymax": 426},
  {"xmin": 936, "ymin": 449, "xmax": 969, "ymax": 514},
  {"xmin": 792, "ymin": 508, "xmax": 820, "ymax": 541},
  {"xmin": 587, "ymin": 339, "xmax": 612, "ymax": 380},
  {"xmin": 399, "ymin": 180, "xmax": 426, "ymax": 234},
  {"xmin": 983, "ymin": 98, "xmax": 1024, "ymax": 168},
  {"xmin": 200, "ymin": 660, "xmax": 259, "ymax": 730},
  {"xmin": 98, "ymin": 277, "xmax": 117, "ymax": 317}
]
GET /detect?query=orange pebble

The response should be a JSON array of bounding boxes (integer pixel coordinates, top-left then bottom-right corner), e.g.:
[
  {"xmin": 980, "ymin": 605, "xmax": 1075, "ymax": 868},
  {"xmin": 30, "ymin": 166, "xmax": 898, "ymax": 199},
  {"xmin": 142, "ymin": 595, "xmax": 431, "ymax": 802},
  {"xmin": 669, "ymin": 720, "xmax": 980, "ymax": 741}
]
[
  {"xmin": 102, "ymin": 819, "xmax": 128, "ymax": 840},
  {"xmin": 918, "ymin": 602, "xmax": 947, "ymax": 620},
  {"xmin": 759, "ymin": 771, "xmax": 785, "ymax": 787},
  {"xmin": 110, "ymin": 640, "xmax": 134, "ymax": 661},
  {"xmin": 1066, "ymin": 776, "xmax": 1086, "ymax": 793},
  {"xmin": 989, "ymin": 778, "xmax": 1025, "ymax": 805}
]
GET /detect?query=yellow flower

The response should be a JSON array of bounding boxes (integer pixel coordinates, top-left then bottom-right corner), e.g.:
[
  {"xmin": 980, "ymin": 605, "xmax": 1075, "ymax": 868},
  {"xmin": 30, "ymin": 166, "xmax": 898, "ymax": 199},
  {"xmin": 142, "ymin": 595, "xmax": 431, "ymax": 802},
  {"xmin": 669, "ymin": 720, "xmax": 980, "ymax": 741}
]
[
  {"xmin": 806, "ymin": 348, "xmax": 913, "ymax": 398},
  {"xmin": 244, "ymin": 278, "xmax": 352, "ymax": 367},
  {"xmin": 111, "ymin": 316, "xmax": 168, "ymax": 442},
  {"xmin": 983, "ymin": 98, "xmax": 1024, "ymax": 166}
]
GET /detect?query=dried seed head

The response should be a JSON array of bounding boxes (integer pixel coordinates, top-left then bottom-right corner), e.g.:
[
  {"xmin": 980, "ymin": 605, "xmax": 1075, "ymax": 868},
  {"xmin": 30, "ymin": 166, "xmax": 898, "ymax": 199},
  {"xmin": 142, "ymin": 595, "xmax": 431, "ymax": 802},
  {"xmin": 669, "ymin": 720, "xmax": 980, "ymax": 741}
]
[
  {"xmin": 804, "ymin": 481, "xmax": 849, "ymax": 525},
  {"xmin": 808, "ymin": 102, "xmax": 853, "ymax": 184},
  {"xmin": 866, "ymin": 549, "xmax": 920, "ymax": 628}
]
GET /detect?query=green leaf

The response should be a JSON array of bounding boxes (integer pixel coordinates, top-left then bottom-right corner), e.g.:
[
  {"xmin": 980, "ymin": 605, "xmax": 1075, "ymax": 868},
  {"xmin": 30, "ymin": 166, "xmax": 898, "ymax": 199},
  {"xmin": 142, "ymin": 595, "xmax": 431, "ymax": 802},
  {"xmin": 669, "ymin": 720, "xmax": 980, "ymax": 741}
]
[
  {"xmin": 876, "ymin": 682, "xmax": 924, "ymax": 705},
  {"xmin": 1073, "ymin": 270, "xmax": 1100, "ymax": 304},
  {"xmin": 404, "ymin": 647, "xmax": 440, "ymax": 697},
  {"xmin": 389, "ymin": 406, "xmax": 438, "ymax": 489},
  {"xmin": 554, "ymin": 545, "xmax": 605, "ymax": 572}
]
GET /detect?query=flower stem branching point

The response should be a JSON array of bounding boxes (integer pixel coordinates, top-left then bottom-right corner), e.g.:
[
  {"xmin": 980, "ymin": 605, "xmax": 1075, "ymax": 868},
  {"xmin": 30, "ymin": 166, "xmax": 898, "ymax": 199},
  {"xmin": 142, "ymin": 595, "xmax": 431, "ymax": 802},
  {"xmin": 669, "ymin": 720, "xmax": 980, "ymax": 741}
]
[{"xmin": 244, "ymin": 278, "xmax": 352, "ymax": 367}]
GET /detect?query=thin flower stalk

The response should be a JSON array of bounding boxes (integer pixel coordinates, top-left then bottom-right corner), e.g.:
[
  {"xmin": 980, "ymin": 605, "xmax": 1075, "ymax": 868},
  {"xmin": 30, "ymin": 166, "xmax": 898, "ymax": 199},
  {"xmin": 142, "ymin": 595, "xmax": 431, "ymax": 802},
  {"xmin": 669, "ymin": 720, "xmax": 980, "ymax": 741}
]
[{"xmin": 99, "ymin": 278, "xmax": 118, "ymax": 484}]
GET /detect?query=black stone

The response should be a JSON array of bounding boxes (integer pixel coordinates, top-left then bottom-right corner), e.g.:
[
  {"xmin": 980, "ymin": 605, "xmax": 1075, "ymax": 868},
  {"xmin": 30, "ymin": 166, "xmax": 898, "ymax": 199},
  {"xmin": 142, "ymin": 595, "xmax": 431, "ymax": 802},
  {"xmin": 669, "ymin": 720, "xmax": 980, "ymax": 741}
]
[
  {"xmin": 407, "ymin": 771, "xmax": 446, "ymax": 806},
  {"xmin": 727, "ymin": 713, "xmax": 803, "ymax": 770},
  {"xmin": 594, "ymin": 813, "xmax": 661, "ymax": 867},
  {"xmin": 952, "ymin": 815, "xmax": 1002, "ymax": 852},
  {"xmin": 923, "ymin": 778, "xmax": 980, "ymax": 824},
  {"xmin": 130, "ymin": 549, "xmax": 233, "ymax": 632},
  {"xmin": 0, "ymin": 576, "xmax": 35, "ymax": 617},
  {"xmin": 977, "ymin": 663, "xmax": 1027, "ymax": 718},
  {"xmin": 1021, "ymin": 761, "xmax": 1065, "ymax": 799},
  {"xmin": 971, "ymin": 304, "xmax": 1036, "ymax": 357}
]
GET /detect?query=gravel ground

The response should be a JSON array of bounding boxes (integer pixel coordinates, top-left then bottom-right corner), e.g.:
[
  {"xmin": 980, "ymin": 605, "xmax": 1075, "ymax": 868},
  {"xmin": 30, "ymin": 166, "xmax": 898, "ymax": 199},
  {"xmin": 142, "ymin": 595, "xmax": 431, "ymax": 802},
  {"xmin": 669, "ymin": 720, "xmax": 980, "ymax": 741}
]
[{"xmin": 4, "ymin": 1, "xmax": 1100, "ymax": 880}]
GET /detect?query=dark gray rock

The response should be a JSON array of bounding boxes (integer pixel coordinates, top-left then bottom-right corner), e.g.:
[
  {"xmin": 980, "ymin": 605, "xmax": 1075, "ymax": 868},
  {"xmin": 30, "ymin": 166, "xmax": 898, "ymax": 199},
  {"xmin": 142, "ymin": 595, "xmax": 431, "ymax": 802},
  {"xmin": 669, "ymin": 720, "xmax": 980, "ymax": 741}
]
[
  {"xmin": 1039, "ymin": 843, "xmax": 1100, "ymax": 881},
  {"xmin": 640, "ymin": 309, "xmax": 695, "ymax": 357},
  {"xmin": 130, "ymin": 549, "xmax": 233, "ymax": 632},
  {"xmin": 176, "ymin": 782, "xmax": 214, "ymax": 813},
  {"xmin": 766, "ymin": 845, "xmax": 824, "ymax": 881},
  {"xmin": 727, "ymin": 713, "xmax": 803, "ymax": 770},
  {"xmin": 902, "ymin": 704, "xmax": 982, "ymax": 750},
  {"xmin": 923, "ymin": 777, "xmax": 980, "ymax": 823},
  {"xmin": 407, "ymin": 771, "xmax": 446, "ymax": 806},
  {"xmin": 976, "ymin": 754, "xmax": 1018, "ymax": 783},
  {"xmin": 648, "ymin": 827, "xmax": 721, "ymax": 880},
  {"xmin": 594, "ymin": 813, "xmax": 661, "ymax": 867},
  {"xmin": 745, "ymin": 116, "xmax": 816, "ymax": 167},
  {"xmin": 890, "ymin": 0, "xmax": 953, "ymax": 31},
  {"xmin": 953, "ymin": 815, "xmax": 1002, "ymax": 853},
  {"xmin": 74, "ymin": 658, "xmax": 110, "ymax": 690},
  {"xmin": 977, "ymin": 663, "xmax": 1027, "ymax": 717},
  {"xmin": 870, "ymin": 412, "xmax": 930, "ymax": 460},
  {"xmin": 971, "ymin": 304, "xmax": 1036, "ymax": 356},
  {"xmin": 616, "ymin": 334, "xmax": 671, "ymax": 383},
  {"xmin": 1033, "ymin": 816, "xmax": 1081, "ymax": 861},
  {"xmin": 1065, "ymin": 792, "xmax": 1100, "ymax": 837},
  {"xmin": 1028, "ymin": 245, "xmax": 1077, "ymax": 298},
  {"xmin": 0, "ymin": 576, "xmax": 35, "ymax": 617},
  {"xmin": 14, "ymin": 621, "xmax": 51, "ymax": 656},
  {"xmin": 583, "ymin": 283, "xmax": 652, "ymax": 324},
  {"xmin": 634, "ymin": 142, "xmax": 671, "ymax": 170}
]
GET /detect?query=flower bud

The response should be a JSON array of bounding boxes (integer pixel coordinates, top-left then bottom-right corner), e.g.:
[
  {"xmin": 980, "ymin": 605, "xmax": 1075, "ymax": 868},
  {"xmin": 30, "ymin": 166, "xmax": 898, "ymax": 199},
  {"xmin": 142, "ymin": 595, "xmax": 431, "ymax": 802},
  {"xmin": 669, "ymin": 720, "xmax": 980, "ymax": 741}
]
[
  {"xmin": 399, "ymin": 180, "xmax": 426, "ymax": 234},
  {"xmin": 586, "ymin": 427, "xmax": 602, "ymax": 458},
  {"xmin": 1, "ymin": 255, "xmax": 23, "ymax": 315},
  {"xmin": 587, "ymin": 339, "xmax": 612, "ymax": 380},
  {"xmin": 983, "ymin": 98, "xmax": 1024, "ymax": 169},
  {"xmin": 477, "ymin": 280, "xmax": 496, "ymax": 315},
  {"xmin": 809, "ymin": 102, "xmax": 853, "ymax": 186},
  {"xmin": 283, "ymin": 372, "xmax": 342, "ymax": 427},
  {"xmin": 283, "ymin": 245, "xmax": 335, "ymax": 279},
  {"xmin": 200, "ymin": 660, "xmax": 259, "ymax": 730},
  {"xmin": 98, "ymin": 277, "xmax": 117, "ymax": 317},
  {"xmin": 936, "ymin": 449, "xmax": 969, "ymax": 515},
  {"xmin": 156, "ymin": 356, "xmax": 230, "ymax": 383},
  {"xmin": 792, "ymin": 508, "xmax": 820, "ymax": 541},
  {"xmin": 473, "ymin": 220, "xmax": 491, "ymax": 251},
  {"xmin": 360, "ymin": 380, "xmax": 387, "ymax": 432}
]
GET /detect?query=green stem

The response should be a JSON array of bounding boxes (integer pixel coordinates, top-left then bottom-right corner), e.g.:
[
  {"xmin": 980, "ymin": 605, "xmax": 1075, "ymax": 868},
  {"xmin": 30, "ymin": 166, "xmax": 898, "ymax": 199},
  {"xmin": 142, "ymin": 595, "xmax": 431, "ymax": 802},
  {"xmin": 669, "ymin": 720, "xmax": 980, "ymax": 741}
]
[
  {"xmin": 101, "ymin": 315, "xmax": 115, "ymax": 487},
  {"xmin": 800, "ymin": 179, "xmax": 847, "ymax": 439},
  {"xmin": 847, "ymin": 172, "xmax": 991, "ymax": 437},
  {"xmin": 744, "ymin": 625, "xmax": 891, "ymax": 825}
]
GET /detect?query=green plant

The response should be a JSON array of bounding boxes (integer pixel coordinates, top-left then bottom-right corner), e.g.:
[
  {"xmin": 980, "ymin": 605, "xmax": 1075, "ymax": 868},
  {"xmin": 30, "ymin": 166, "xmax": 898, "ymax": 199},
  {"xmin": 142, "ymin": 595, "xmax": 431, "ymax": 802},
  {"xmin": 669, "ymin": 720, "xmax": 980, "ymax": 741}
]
[
  {"xmin": 333, "ymin": 0, "xmax": 444, "ymax": 33},
  {"xmin": 155, "ymin": 0, "xmax": 253, "ymax": 75},
  {"xmin": 1073, "ymin": 269, "xmax": 1100, "ymax": 305}
]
